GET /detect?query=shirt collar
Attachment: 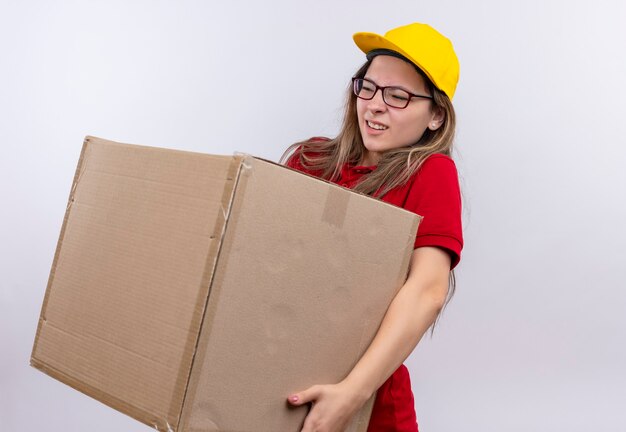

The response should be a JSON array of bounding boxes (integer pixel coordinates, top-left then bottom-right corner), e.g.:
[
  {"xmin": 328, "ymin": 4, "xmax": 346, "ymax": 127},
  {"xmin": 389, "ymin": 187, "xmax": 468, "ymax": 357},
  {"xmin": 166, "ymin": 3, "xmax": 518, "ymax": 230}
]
[{"xmin": 340, "ymin": 163, "xmax": 376, "ymax": 182}]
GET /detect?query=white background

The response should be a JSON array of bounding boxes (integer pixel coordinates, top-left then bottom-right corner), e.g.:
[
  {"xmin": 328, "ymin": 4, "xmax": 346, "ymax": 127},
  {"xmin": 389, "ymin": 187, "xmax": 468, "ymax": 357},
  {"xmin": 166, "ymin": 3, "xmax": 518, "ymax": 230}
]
[{"xmin": 2, "ymin": 0, "xmax": 625, "ymax": 431}]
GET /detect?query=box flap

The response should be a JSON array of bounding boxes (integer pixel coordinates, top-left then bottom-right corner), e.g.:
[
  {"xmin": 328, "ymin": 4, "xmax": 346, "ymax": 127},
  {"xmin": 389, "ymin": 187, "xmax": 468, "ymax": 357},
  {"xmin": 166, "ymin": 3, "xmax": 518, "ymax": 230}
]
[{"xmin": 31, "ymin": 136, "xmax": 242, "ymax": 431}]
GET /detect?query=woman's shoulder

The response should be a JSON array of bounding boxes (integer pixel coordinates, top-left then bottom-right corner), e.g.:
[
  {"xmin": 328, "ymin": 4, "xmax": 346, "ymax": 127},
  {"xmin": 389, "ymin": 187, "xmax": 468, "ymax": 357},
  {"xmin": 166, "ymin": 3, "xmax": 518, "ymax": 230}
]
[
  {"xmin": 421, "ymin": 153, "xmax": 457, "ymax": 168},
  {"xmin": 411, "ymin": 153, "xmax": 459, "ymax": 183}
]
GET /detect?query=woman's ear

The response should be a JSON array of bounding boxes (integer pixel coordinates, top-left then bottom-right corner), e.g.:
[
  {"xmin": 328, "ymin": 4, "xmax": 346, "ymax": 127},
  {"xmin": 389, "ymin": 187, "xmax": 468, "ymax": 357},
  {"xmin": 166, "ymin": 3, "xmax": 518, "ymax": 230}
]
[{"xmin": 428, "ymin": 106, "xmax": 445, "ymax": 130}]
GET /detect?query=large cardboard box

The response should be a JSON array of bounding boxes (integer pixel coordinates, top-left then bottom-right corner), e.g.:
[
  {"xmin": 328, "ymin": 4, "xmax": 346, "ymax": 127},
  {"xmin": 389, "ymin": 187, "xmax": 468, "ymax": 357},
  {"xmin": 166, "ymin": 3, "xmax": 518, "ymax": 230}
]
[{"xmin": 31, "ymin": 136, "xmax": 420, "ymax": 431}]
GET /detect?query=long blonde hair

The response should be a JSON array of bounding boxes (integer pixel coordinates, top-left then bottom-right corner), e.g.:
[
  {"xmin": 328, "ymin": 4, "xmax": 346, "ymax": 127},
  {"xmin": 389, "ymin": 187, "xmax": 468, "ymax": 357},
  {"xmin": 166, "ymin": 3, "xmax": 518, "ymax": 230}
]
[{"xmin": 280, "ymin": 59, "xmax": 456, "ymax": 198}]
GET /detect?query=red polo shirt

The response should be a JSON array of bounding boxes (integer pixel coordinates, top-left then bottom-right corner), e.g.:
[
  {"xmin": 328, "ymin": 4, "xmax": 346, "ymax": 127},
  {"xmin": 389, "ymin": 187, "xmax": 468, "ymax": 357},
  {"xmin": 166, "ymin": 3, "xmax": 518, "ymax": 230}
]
[
  {"xmin": 286, "ymin": 148, "xmax": 463, "ymax": 267},
  {"xmin": 286, "ymin": 144, "xmax": 463, "ymax": 431}
]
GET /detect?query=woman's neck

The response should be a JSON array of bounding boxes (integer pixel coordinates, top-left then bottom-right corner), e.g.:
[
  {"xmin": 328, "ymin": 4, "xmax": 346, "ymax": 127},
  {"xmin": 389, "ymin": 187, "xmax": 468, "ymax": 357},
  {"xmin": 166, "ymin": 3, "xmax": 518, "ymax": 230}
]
[{"xmin": 359, "ymin": 150, "xmax": 380, "ymax": 167}]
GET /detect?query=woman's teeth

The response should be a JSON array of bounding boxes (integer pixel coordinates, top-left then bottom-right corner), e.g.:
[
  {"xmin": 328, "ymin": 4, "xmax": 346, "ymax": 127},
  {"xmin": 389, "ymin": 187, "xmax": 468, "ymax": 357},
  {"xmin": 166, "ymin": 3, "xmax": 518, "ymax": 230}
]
[{"xmin": 367, "ymin": 121, "xmax": 388, "ymax": 130}]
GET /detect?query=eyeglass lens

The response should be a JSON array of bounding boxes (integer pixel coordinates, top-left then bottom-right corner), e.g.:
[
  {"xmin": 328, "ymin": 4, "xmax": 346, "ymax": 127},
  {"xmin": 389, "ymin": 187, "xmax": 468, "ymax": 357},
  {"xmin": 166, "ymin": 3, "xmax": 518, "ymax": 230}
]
[{"xmin": 353, "ymin": 78, "xmax": 411, "ymax": 109}]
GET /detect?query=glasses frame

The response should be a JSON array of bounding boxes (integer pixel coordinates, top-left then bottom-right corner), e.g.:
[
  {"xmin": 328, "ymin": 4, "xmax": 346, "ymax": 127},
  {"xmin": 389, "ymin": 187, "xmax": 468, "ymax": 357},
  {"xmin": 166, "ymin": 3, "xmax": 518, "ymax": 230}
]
[{"xmin": 352, "ymin": 77, "xmax": 433, "ymax": 109}]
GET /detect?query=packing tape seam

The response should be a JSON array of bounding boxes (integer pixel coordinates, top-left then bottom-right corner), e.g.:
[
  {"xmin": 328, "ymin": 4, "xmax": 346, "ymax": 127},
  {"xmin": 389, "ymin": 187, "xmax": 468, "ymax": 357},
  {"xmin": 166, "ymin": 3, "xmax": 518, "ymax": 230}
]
[
  {"xmin": 321, "ymin": 185, "xmax": 350, "ymax": 228},
  {"xmin": 233, "ymin": 151, "xmax": 254, "ymax": 170},
  {"xmin": 174, "ymin": 155, "xmax": 246, "ymax": 430}
]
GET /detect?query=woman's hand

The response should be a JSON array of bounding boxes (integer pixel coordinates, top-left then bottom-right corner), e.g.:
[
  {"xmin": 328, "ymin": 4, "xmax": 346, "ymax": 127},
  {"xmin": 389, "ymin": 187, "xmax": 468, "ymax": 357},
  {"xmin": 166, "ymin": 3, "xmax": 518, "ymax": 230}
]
[
  {"xmin": 287, "ymin": 380, "xmax": 370, "ymax": 432},
  {"xmin": 287, "ymin": 247, "xmax": 450, "ymax": 431}
]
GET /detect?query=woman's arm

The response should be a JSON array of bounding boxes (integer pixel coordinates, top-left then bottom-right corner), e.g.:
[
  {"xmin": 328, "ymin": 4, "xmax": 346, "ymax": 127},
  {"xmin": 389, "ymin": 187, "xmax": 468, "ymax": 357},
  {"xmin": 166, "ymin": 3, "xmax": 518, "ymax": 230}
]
[{"xmin": 288, "ymin": 246, "xmax": 451, "ymax": 432}]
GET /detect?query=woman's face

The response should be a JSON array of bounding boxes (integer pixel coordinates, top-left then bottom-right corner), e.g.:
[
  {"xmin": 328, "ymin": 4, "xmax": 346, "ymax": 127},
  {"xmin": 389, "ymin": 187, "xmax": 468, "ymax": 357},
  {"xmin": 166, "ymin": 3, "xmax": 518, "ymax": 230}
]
[{"xmin": 356, "ymin": 55, "xmax": 444, "ymax": 166}]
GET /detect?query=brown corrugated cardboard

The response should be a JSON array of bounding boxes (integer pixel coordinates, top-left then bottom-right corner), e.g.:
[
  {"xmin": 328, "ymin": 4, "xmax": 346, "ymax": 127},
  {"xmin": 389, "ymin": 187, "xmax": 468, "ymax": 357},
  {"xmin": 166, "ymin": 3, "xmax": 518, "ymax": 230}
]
[{"xmin": 31, "ymin": 136, "xmax": 421, "ymax": 431}]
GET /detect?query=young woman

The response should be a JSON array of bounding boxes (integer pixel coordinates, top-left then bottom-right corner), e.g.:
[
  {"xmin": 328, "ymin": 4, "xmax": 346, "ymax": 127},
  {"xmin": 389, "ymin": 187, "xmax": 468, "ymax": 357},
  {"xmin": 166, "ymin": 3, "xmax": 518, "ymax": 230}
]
[{"xmin": 283, "ymin": 23, "xmax": 463, "ymax": 432}]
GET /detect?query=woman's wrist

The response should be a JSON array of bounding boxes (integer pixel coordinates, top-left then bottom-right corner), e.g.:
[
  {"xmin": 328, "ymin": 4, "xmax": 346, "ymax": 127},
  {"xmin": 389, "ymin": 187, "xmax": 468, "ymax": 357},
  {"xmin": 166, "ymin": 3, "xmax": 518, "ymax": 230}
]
[{"xmin": 341, "ymin": 371, "xmax": 377, "ymax": 406}]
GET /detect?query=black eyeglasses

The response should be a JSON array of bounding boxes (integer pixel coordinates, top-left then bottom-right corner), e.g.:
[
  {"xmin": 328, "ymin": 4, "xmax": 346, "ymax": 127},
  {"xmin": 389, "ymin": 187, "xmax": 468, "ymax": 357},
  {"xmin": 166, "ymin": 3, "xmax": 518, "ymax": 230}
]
[{"xmin": 352, "ymin": 77, "xmax": 433, "ymax": 109}]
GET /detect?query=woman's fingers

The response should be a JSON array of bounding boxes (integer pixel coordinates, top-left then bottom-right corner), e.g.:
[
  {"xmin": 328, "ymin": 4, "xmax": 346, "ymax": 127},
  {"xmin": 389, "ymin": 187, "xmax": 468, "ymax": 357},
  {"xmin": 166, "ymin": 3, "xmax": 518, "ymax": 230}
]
[
  {"xmin": 300, "ymin": 407, "xmax": 323, "ymax": 432},
  {"xmin": 289, "ymin": 383, "xmax": 359, "ymax": 432},
  {"xmin": 288, "ymin": 385, "xmax": 321, "ymax": 406}
]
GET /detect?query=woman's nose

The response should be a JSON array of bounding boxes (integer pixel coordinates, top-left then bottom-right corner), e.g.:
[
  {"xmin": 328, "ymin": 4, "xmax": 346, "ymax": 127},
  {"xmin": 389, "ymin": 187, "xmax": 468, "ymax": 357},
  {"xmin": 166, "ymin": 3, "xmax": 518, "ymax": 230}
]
[{"xmin": 367, "ymin": 89, "xmax": 387, "ymax": 113}]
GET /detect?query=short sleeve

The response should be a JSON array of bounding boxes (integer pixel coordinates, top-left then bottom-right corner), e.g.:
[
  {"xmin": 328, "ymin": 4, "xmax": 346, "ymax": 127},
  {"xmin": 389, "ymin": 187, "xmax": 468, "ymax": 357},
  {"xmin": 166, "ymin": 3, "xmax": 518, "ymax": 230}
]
[{"xmin": 404, "ymin": 155, "xmax": 463, "ymax": 269}]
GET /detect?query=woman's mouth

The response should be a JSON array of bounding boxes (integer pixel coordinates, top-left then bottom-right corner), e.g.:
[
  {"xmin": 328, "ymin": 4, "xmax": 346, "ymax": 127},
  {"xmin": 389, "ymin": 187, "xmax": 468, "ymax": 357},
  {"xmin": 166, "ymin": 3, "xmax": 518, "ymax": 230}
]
[{"xmin": 366, "ymin": 120, "xmax": 388, "ymax": 131}]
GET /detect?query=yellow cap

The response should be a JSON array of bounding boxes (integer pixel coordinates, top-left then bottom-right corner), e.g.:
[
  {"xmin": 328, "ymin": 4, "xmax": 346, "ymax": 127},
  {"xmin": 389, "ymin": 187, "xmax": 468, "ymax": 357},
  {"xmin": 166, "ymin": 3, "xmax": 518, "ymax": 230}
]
[{"xmin": 353, "ymin": 23, "xmax": 460, "ymax": 100}]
